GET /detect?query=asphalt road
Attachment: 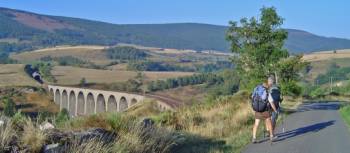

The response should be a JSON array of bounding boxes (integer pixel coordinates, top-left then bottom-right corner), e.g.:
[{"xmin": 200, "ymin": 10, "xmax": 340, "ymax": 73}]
[{"xmin": 243, "ymin": 102, "xmax": 350, "ymax": 153}]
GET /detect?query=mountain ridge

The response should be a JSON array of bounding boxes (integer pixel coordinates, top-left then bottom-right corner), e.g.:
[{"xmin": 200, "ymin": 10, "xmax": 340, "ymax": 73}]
[{"xmin": 1, "ymin": 7, "xmax": 350, "ymax": 54}]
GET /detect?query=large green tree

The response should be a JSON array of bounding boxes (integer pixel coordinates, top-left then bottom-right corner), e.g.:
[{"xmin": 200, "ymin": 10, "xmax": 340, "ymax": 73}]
[{"xmin": 226, "ymin": 7, "xmax": 307, "ymax": 94}]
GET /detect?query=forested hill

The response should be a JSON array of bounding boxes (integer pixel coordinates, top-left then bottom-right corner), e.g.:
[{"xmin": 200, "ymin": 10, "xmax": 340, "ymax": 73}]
[{"xmin": 1, "ymin": 7, "xmax": 350, "ymax": 54}]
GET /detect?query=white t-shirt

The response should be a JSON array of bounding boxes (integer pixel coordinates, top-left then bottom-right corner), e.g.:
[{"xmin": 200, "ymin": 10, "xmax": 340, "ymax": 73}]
[{"xmin": 268, "ymin": 93, "xmax": 273, "ymax": 103}]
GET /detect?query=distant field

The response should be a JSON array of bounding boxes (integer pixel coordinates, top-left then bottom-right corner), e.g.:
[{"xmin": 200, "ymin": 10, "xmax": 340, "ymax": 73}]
[
  {"xmin": 305, "ymin": 57, "xmax": 350, "ymax": 81},
  {"xmin": 11, "ymin": 45, "xmax": 230, "ymax": 67},
  {"xmin": 51, "ymin": 66, "xmax": 194, "ymax": 85},
  {"xmin": 10, "ymin": 45, "xmax": 111, "ymax": 65},
  {"xmin": 303, "ymin": 49, "xmax": 350, "ymax": 62},
  {"xmin": 154, "ymin": 85, "xmax": 207, "ymax": 106},
  {"xmin": 0, "ymin": 64, "xmax": 39, "ymax": 87}
]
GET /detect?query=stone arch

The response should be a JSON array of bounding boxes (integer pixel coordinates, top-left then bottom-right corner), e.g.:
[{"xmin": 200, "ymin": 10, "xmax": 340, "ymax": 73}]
[
  {"xmin": 107, "ymin": 95, "xmax": 117, "ymax": 112},
  {"xmin": 62, "ymin": 90, "xmax": 68, "ymax": 109},
  {"xmin": 86, "ymin": 93, "xmax": 95, "ymax": 115},
  {"xmin": 69, "ymin": 91, "xmax": 76, "ymax": 116},
  {"xmin": 49, "ymin": 89, "xmax": 54, "ymax": 96},
  {"xmin": 54, "ymin": 89, "xmax": 60, "ymax": 105},
  {"xmin": 119, "ymin": 97, "xmax": 128, "ymax": 111},
  {"xmin": 130, "ymin": 98, "xmax": 137, "ymax": 106},
  {"xmin": 77, "ymin": 92, "xmax": 85, "ymax": 115},
  {"xmin": 96, "ymin": 94, "xmax": 106, "ymax": 113}
]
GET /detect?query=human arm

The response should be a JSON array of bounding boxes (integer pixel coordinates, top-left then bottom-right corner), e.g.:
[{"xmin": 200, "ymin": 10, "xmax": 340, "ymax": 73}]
[{"xmin": 269, "ymin": 101, "xmax": 277, "ymax": 112}]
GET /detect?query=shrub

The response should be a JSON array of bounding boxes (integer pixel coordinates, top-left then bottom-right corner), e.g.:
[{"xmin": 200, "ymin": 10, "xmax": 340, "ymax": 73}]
[
  {"xmin": 309, "ymin": 87, "xmax": 327, "ymax": 98},
  {"xmin": 20, "ymin": 119, "xmax": 46, "ymax": 152},
  {"xmin": 55, "ymin": 108, "xmax": 70, "ymax": 126},
  {"xmin": 67, "ymin": 138, "xmax": 114, "ymax": 153},
  {"xmin": 281, "ymin": 81, "xmax": 302, "ymax": 96},
  {"xmin": 12, "ymin": 111, "xmax": 26, "ymax": 127},
  {"xmin": 3, "ymin": 97, "xmax": 16, "ymax": 117},
  {"xmin": 0, "ymin": 117, "xmax": 16, "ymax": 151},
  {"xmin": 37, "ymin": 110, "xmax": 55, "ymax": 123}
]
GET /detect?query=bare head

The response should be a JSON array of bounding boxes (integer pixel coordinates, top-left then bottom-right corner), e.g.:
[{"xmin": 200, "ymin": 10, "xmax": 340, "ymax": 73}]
[{"xmin": 268, "ymin": 75, "xmax": 275, "ymax": 86}]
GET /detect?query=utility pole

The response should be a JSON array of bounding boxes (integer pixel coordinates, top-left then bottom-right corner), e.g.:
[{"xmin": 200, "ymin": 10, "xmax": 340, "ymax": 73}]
[{"xmin": 330, "ymin": 76, "xmax": 333, "ymax": 92}]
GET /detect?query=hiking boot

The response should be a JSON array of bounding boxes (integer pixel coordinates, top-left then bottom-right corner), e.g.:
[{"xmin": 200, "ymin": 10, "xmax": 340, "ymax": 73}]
[
  {"xmin": 270, "ymin": 135, "xmax": 277, "ymax": 145},
  {"xmin": 252, "ymin": 138, "xmax": 257, "ymax": 144}
]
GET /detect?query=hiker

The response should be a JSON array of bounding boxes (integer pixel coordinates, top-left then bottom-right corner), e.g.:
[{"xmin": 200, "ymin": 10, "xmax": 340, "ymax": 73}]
[
  {"xmin": 251, "ymin": 81, "xmax": 278, "ymax": 143},
  {"xmin": 268, "ymin": 75, "xmax": 282, "ymax": 135}
]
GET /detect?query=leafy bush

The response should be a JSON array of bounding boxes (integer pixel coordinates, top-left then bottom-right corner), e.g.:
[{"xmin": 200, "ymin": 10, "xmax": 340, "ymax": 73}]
[
  {"xmin": 3, "ymin": 97, "xmax": 16, "ymax": 117},
  {"xmin": 280, "ymin": 81, "xmax": 302, "ymax": 96},
  {"xmin": 127, "ymin": 61, "xmax": 194, "ymax": 72},
  {"xmin": 147, "ymin": 73, "xmax": 224, "ymax": 92},
  {"xmin": 55, "ymin": 108, "xmax": 70, "ymax": 125},
  {"xmin": 31, "ymin": 62, "xmax": 56, "ymax": 83},
  {"xmin": 106, "ymin": 46, "xmax": 149, "ymax": 60},
  {"xmin": 0, "ymin": 53, "xmax": 17, "ymax": 64}
]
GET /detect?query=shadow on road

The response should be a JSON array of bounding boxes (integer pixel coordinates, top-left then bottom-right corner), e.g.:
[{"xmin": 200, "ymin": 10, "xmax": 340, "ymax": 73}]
[
  {"xmin": 275, "ymin": 120, "xmax": 335, "ymax": 142},
  {"xmin": 297, "ymin": 103, "xmax": 340, "ymax": 112}
]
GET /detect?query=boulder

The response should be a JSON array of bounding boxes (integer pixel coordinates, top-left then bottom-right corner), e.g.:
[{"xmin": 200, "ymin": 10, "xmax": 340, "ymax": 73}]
[{"xmin": 39, "ymin": 122, "xmax": 55, "ymax": 131}]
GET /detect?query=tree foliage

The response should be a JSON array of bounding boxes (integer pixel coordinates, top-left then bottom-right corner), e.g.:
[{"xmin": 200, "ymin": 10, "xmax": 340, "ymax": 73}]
[
  {"xmin": 226, "ymin": 7, "xmax": 289, "ymax": 88},
  {"xmin": 3, "ymin": 97, "xmax": 16, "ymax": 117},
  {"xmin": 106, "ymin": 46, "xmax": 149, "ymax": 60},
  {"xmin": 226, "ymin": 7, "xmax": 307, "ymax": 95},
  {"xmin": 147, "ymin": 73, "xmax": 224, "ymax": 92}
]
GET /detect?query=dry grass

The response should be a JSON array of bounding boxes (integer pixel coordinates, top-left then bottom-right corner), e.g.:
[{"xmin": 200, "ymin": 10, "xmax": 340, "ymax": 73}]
[
  {"xmin": 10, "ymin": 45, "xmax": 111, "ymax": 65},
  {"xmin": 21, "ymin": 92, "xmax": 59, "ymax": 113},
  {"xmin": 51, "ymin": 66, "xmax": 194, "ymax": 85},
  {"xmin": 20, "ymin": 119, "xmax": 47, "ymax": 152},
  {"xmin": 176, "ymin": 91, "xmax": 253, "ymax": 138},
  {"xmin": 0, "ymin": 117, "xmax": 16, "ymax": 151},
  {"xmin": 67, "ymin": 138, "xmax": 114, "ymax": 153},
  {"xmin": 154, "ymin": 85, "xmax": 206, "ymax": 106},
  {"xmin": 303, "ymin": 57, "xmax": 350, "ymax": 81},
  {"xmin": 114, "ymin": 123, "xmax": 181, "ymax": 153},
  {"xmin": 303, "ymin": 49, "xmax": 350, "ymax": 62},
  {"xmin": 0, "ymin": 64, "xmax": 39, "ymax": 87}
]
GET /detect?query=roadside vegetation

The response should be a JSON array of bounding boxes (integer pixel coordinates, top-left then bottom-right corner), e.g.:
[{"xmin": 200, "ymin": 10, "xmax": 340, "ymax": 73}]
[{"xmin": 340, "ymin": 104, "xmax": 350, "ymax": 130}]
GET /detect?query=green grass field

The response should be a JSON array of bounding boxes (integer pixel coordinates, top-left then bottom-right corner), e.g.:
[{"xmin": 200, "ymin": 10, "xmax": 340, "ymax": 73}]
[{"xmin": 340, "ymin": 104, "xmax": 350, "ymax": 130}]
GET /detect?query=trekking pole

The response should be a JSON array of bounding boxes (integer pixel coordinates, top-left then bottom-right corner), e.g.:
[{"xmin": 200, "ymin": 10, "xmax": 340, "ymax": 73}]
[{"xmin": 281, "ymin": 107, "xmax": 285, "ymax": 133}]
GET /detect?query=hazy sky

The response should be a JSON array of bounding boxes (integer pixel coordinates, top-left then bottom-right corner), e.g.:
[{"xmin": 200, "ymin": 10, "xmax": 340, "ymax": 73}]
[{"xmin": 0, "ymin": 0, "xmax": 349, "ymax": 39}]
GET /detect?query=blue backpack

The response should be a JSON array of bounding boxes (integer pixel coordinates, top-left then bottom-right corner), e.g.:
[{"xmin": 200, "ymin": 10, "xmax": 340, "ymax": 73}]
[{"xmin": 251, "ymin": 85, "xmax": 268, "ymax": 112}]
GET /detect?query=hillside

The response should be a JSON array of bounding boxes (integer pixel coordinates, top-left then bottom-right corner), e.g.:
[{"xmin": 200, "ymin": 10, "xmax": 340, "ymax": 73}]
[
  {"xmin": 0, "ymin": 64, "xmax": 40, "ymax": 87},
  {"xmin": 1, "ymin": 7, "xmax": 350, "ymax": 54}
]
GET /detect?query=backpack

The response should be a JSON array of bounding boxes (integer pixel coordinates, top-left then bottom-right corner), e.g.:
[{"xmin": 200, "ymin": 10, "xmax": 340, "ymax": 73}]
[
  {"xmin": 251, "ymin": 85, "xmax": 268, "ymax": 112},
  {"xmin": 270, "ymin": 85, "xmax": 282, "ymax": 109}
]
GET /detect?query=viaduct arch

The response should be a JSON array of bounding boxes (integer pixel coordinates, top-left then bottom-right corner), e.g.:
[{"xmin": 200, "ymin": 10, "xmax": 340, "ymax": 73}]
[{"xmin": 48, "ymin": 85, "xmax": 145, "ymax": 116}]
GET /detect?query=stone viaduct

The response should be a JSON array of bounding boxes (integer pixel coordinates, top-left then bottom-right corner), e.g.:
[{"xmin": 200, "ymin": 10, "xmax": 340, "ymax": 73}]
[{"xmin": 48, "ymin": 85, "xmax": 174, "ymax": 117}]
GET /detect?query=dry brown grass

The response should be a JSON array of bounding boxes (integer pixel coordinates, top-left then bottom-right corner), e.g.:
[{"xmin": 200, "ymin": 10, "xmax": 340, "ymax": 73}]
[
  {"xmin": 303, "ymin": 49, "xmax": 350, "ymax": 62},
  {"xmin": 10, "ymin": 45, "xmax": 111, "ymax": 65},
  {"xmin": 0, "ymin": 64, "xmax": 39, "ymax": 87},
  {"xmin": 20, "ymin": 119, "xmax": 47, "ymax": 152},
  {"xmin": 175, "ymin": 91, "xmax": 253, "ymax": 138},
  {"xmin": 51, "ymin": 66, "xmax": 194, "ymax": 85},
  {"xmin": 154, "ymin": 85, "xmax": 206, "ymax": 106},
  {"xmin": 0, "ymin": 118, "xmax": 16, "ymax": 151},
  {"xmin": 67, "ymin": 138, "xmax": 114, "ymax": 153},
  {"xmin": 21, "ymin": 92, "xmax": 59, "ymax": 113}
]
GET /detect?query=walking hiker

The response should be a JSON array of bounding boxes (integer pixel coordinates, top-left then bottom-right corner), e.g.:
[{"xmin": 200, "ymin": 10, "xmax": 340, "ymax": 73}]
[
  {"xmin": 268, "ymin": 75, "xmax": 283, "ymax": 134},
  {"xmin": 251, "ymin": 81, "xmax": 278, "ymax": 144}
]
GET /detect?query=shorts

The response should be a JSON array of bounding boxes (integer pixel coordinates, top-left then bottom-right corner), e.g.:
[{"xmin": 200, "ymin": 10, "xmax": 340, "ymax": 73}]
[{"xmin": 255, "ymin": 111, "xmax": 271, "ymax": 120}]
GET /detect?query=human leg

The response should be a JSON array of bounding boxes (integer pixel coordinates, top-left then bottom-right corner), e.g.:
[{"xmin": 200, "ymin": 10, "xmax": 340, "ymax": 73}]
[{"xmin": 252, "ymin": 118, "xmax": 260, "ymax": 143}]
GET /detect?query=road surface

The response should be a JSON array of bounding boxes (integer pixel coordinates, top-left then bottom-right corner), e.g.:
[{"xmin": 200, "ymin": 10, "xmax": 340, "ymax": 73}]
[{"xmin": 243, "ymin": 102, "xmax": 350, "ymax": 153}]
